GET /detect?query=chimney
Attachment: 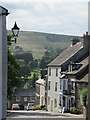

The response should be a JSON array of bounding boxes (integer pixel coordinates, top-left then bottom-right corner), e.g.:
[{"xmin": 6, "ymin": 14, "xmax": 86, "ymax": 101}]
[
  {"xmin": 71, "ymin": 37, "xmax": 80, "ymax": 46},
  {"xmin": 83, "ymin": 32, "xmax": 89, "ymax": 50}
]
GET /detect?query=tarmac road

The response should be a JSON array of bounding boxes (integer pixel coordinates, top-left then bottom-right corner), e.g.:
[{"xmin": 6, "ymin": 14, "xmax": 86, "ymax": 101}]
[{"xmin": 7, "ymin": 110, "xmax": 85, "ymax": 120}]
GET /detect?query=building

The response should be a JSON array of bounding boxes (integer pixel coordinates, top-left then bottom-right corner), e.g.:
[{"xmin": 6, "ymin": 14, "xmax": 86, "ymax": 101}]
[
  {"xmin": 47, "ymin": 32, "xmax": 89, "ymax": 112},
  {"xmin": 12, "ymin": 88, "xmax": 35, "ymax": 109},
  {"xmin": 35, "ymin": 78, "xmax": 45, "ymax": 106}
]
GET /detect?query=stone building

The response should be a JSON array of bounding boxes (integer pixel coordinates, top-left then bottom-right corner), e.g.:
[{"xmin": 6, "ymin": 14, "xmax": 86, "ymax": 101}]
[
  {"xmin": 12, "ymin": 88, "xmax": 35, "ymax": 109},
  {"xmin": 47, "ymin": 32, "xmax": 89, "ymax": 112},
  {"xmin": 35, "ymin": 78, "xmax": 45, "ymax": 106}
]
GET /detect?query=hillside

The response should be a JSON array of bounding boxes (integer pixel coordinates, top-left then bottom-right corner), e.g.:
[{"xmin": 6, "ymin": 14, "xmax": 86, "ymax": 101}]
[{"xmin": 8, "ymin": 31, "xmax": 82, "ymax": 59}]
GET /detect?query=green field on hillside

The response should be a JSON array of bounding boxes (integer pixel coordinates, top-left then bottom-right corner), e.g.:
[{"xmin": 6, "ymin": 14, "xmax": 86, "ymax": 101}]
[{"xmin": 8, "ymin": 31, "xmax": 81, "ymax": 59}]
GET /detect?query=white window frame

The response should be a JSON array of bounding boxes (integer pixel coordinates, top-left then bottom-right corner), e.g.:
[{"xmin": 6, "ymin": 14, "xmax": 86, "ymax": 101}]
[
  {"xmin": 56, "ymin": 68, "xmax": 58, "ymax": 76},
  {"xmin": 24, "ymin": 97, "xmax": 28, "ymax": 102},
  {"xmin": 48, "ymin": 81, "xmax": 51, "ymax": 90},
  {"xmin": 30, "ymin": 97, "xmax": 35, "ymax": 102},
  {"xmin": 55, "ymin": 82, "xmax": 57, "ymax": 91},
  {"xmin": 49, "ymin": 68, "xmax": 51, "ymax": 76},
  {"xmin": 16, "ymin": 97, "xmax": 20, "ymax": 102}
]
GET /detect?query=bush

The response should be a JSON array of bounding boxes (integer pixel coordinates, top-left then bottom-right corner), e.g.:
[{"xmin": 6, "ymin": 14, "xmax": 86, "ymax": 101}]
[
  {"xmin": 80, "ymin": 87, "xmax": 87, "ymax": 106},
  {"xmin": 70, "ymin": 107, "xmax": 82, "ymax": 114},
  {"xmin": 41, "ymin": 105, "xmax": 46, "ymax": 110},
  {"xmin": 35, "ymin": 104, "xmax": 46, "ymax": 110},
  {"xmin": 35, "ymin": 104, "xmax": 41, "ymax": 110},
  {"xmin": 70, "ymin": 107, "xmax": 75, "ymax": 114}
]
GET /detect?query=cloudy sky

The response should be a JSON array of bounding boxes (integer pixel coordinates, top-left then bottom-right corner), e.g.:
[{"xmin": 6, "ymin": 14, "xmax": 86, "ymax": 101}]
[{"xmin": 1, "ymin": 0, "xmax": 89, "ymax": 36}]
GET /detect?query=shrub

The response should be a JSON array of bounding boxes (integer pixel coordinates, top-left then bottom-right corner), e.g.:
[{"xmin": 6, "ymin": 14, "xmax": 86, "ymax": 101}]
[
  {"xmin": 35, "ymin": 104, "xmax": 41, "ymax": 110},
  {"xmin": 35, "ymin": 104, "xmax": 46, "ymax": 110},
  {"xmin": 70, "ymin": 107, "xmax": 82, "ymax": 114},
  {"xmin": 80, "ymin": 87, "xmax": 87, "ymax": 106},
  {"xmin": 70, "ymin": 107, "xmax": 75, "ymax": 114}
]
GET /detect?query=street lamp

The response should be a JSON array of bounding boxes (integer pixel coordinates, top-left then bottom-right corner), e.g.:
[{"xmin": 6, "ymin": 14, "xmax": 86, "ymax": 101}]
[{"xmin": 11, "ymin": 21, "xmax": 20, "ymax": 43}]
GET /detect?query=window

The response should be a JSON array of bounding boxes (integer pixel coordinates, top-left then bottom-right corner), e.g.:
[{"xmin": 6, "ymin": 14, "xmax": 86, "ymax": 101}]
[
  {"xmin": 48, "ymin": 96, "xmax": 50, "ymax": 105},
  {"xmin": 60, "ymin": 80, "xmax": 62, "ymax": 90},
  {"xmin": 59, "ymin": 96, "xmax": 62, "ymax": 106},
  {"xmin": 30, "ymin": 97, "xmax": 35, "ymax": 102},
  {"xmin": 24, "ymin": 97, "xmax": 28, "ymax": 102},
  {"xmin": 71, "ymin": 97, "xmax": 74, "ymax": 107},
  {"xmin": 71, "ymin": 81, "xmax": 74, "ymax": 90},
  {"xmin": 63, "ymin": 80, "xmax": 66, "ymax": 90},
  {"xmin": 16, "ymin": 97, "xmax": 20, "ymax": 102},
  {"xmin": 56, "ymin": 68, "xmax": 58, "ymax": 76},
  {"xmin": 49, "ymin": 68, "xmax": 51, "ymax": 76},
  {"xmin": 54, "ymin": 99, "xmax": 57, "ymax": 108},
  {"xmin": 55, "ymin": 82, "xmax": 57, "ymax": 91},
  {"xmin": 63, "ymin": 96, "xmax": 65, "ymax": 107},
  {"xmin": 48, "ymin": 81, "xmax": 51, "ymax": 90}
]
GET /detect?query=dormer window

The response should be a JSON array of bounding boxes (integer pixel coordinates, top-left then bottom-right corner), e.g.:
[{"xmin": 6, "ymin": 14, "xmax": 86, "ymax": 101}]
[
  {"xmin": 68, "ymin": 61, "xmax": 73, "ymax": 72},
  {"xmin": 68, "ymin": 61, "xmax": 82, "ymax": 72}
]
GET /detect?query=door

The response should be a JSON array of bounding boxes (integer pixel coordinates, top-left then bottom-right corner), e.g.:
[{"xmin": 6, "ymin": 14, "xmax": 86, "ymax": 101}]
[{"xmin": 51, "ymin": 100, "xmax": 53, "ymax": 111}]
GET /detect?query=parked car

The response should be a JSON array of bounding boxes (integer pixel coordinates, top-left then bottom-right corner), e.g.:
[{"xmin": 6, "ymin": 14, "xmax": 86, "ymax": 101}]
[
  {"xmin": 12, "ymin": 104, "xmax": 20, "ymax": 110},
  {"xmin": 26, "ymin": 103, "xmax": 35, "ymax": 110}
]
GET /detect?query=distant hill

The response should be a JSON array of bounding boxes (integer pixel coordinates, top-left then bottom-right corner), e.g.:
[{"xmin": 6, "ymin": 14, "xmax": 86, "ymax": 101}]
[{"xmin": 8, "ymin": 31, "xmax": 82, "ymax": 59}]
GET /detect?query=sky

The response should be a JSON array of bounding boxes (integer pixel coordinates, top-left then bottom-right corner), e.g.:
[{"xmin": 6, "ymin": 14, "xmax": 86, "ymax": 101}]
[{"xmin": 0, "ymin": 0, "xmax": 89, "ymax": 36}]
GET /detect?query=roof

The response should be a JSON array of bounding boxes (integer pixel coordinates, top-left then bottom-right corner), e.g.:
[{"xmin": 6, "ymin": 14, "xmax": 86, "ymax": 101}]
[
  {"xmin": 65, "ymin": 56, "xmax": 88, "ymax": 82},
  {"xmin": 36, "ymin": 78, "xmax": 45, "ymax": 86},
  {"xmin": 48, "ymin": 42, "xmax": 82, "ymax": 67},
  {"xmin": 66, "ymin": 57, "xmax": 88, "ymax": 75},
  {"xmin": 75, "ymin": 74, "xmax": 88, "ymax": 83},
  {"xmin": 0, "ymin": 6, "xmax": 9, "ymax": 16},
  {"xmin": 14, "ymin": 88, "xmax": 35, "ymax": 97}
]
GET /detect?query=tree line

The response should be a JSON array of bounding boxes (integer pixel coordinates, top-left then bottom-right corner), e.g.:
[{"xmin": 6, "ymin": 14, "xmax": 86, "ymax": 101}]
[{"xmin": 8, "ymin": 35, "xmax": 65, "ymax": 100}]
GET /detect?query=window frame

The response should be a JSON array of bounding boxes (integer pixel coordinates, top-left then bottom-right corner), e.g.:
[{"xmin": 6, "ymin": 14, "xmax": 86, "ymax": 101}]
[
  {"xmin": 54, "ymin": 98, "xmax": 57, "ymax": 108},
  {"xmin": 49, "ymin": 68, "xmax": 51, "ymax": 76},
  {"xmin": 15, "ymin": 97, "xmax": 20, "ymax": 102},
  {"xmin": 24, "ymin": 97, "xmax": 28, "ymax": 102},
  {"xmin": 48, "ymin": 81, "xmax": 51, "ymax": 90},
  {"xmin": 55, "ymin": 82, "xmax": 57, "ymax": 91},
  {"xmin": 56, "ymin": 68, "xmax": 58, "ymax": 76}
]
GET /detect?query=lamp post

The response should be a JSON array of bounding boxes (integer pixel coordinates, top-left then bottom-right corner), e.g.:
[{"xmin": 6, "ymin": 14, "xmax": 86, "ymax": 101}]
[{"xmin": 11, "ymin": 21, "xmax": 20, "ymax": 43}]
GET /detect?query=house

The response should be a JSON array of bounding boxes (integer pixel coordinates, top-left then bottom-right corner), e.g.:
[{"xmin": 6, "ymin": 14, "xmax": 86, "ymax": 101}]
[
  {"xmin": 12, "ymin": 88, "xmax": 35, "ymax": 109},
  {"xmin": 47, "ymin": 32, "xmax": 89, "ymax": 112},
  {"xmin": 35, "ymin": 78, "xmax": 45, "ymax": 106}
]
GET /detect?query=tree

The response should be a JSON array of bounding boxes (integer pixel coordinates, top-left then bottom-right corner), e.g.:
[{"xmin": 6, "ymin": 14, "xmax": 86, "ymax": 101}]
[
  {"xmin": 7, "ymin": 35, "xmax": 21, "ymax": 99},
  {"xmin": 20, "ymin": 65, "xmax": 30, "ymax": 77},
  {"xmin": 15, "ymin": 52, "xmax": 33, "ymax": 64},
  {"xmin": 29, "ymin": 59, "xmax": 38, "ymax": 70},
  {"xmin": 32, "ymin": 73, "xmax": 38, "ymax": 88},
  {"xmin": 80, "ymin": 87, "xmax": 87, "ymax": 107},
  {"xmin": 8, "ymin": 50, "xmax": 21, "ymax": 99}
]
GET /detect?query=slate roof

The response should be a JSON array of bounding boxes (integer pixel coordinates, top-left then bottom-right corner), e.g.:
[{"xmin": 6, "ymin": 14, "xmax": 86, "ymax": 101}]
[
  {"xmin": 48, "ymin": 42, "xmax": 83, "ymax": 67},
  {"xmin": 14, "ymin": 88, "xmax": 35, "ymax": 97},
  {"xmin": 36, "ymin": 78, "xmax": 45, "ymax": 86}
]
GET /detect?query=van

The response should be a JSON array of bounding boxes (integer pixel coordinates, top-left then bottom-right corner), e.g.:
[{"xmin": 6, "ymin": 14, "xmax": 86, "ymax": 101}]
[
  {"xmin": 26, "ymin": 103, "xmax": 35, "ymax": 110},
  {"xmin": 12, "ymin": 104, "xmax": 20, "ymax": 110}
]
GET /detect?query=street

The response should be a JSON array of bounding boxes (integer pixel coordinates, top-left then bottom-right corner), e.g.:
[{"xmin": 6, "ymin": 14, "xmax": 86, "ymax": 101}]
[{"xmin": 7, "ymin": 110, "xmax": 85, "ymax": 120}]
